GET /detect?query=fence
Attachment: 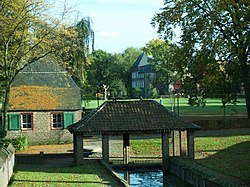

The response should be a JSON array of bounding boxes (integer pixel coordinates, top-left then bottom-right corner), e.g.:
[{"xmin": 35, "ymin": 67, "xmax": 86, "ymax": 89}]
[{"xmin": 0, "ymin": 144, "xmax": 15, "ymax": 187}]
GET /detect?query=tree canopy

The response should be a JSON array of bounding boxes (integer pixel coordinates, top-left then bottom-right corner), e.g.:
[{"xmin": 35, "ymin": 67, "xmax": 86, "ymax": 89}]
[
  {"xmin": 152, "ymin": 0, "xmax": 250, "ymax": 117},
  {"xmin": 0, "ymin": 0, "xmax": 93, "ymax": 133},
  {"xmin": 142, "ymin": 39, "xmax": 177, "ymax": 95}
]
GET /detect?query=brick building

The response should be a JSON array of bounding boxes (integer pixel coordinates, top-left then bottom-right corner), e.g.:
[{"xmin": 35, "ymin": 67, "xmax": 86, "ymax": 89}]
[{"xmin": 5, "ymin": 60, "xmax": 82, "ymax": 144}]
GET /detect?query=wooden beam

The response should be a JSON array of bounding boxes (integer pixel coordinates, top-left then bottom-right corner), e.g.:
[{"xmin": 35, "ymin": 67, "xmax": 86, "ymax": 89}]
[
  {"xmin": 73, "ymin": 133, "xmax": 83, "ymax": 166},
  {"xmin": 123, "ymin": 133, "xmax": 130, "ymax": 164},
  {"xmin": 187, "ymin": 131, "xmax": 195, "ymax": 159},
  {"xmin": 173, "ymin": 130, "xmax": 180, "ymax": 156},
  {"xmin": 180, "ymin": 131, "xmax": 187, "ymax": 156},
  {"xmin": 162, "ymin": 131, "xmax": 169, "ymax": 173},
  {"xmin": 102, "ymin": 134, "xmax": 109, "ymax": 163}
]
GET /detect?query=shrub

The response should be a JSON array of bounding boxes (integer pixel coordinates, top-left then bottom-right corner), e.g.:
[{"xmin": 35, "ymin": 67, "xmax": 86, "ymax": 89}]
[{"xmin": 0, "ymin": 136, "xmax": 28, "ymax": 151}]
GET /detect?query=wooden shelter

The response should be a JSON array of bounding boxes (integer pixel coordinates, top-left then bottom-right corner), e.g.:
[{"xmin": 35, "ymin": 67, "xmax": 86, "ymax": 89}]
[{"xmin": 68, "ymin": 100, "xmax": 199, "ymax": 171}]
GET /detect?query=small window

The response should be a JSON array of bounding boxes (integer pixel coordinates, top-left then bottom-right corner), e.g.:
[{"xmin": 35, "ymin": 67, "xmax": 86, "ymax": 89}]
[
  {"xmin": 21, "ymin": 113, "xmax": 33, "ymax": 130},
  {"xmin": 51, "ymin": 113, "xmax": 63, "ymax": 129}
]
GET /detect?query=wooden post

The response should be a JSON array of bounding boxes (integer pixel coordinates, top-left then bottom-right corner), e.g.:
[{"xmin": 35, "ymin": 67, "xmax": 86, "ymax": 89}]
[
  {"xmin": 172, "ymin": 131, "xmax": 174, "ymax": 156},
  {"xmin": 180, "ymin": 131, "xmax": 187, "ymax": 156},
  {"xmin": 162, "ymin": 131, "xmax": 169, "ymax": 173},
  {"xmin": 73, "ymin": 133, "xmax": 83, "ymax": 166},
  {"xmin": 173, "ymin": 130, "xmax": 180, "ymax": 156},
  {"xmin": 187, "ymin": 131, "xmax": 195, "ymax": 159},
  {"xmin": 102, "ymin": 134, "xmax": 109, "ymax": 163},
  {"xmin": 123, "ymin": 133, "xmax": 130, "ymax": 164}
]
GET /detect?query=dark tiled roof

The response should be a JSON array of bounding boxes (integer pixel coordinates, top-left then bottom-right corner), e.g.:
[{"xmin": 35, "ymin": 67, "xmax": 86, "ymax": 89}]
[
  {"xmin": 9, "ymin": 60, "xmax": 81, "ymax": 111},
  {"xmin": 68, "ymin": 100, "xmax": 199, "ymax": 135},
  {"xmin": 132, "ymin": 53, "xmax": 149, "ymax": 67}
]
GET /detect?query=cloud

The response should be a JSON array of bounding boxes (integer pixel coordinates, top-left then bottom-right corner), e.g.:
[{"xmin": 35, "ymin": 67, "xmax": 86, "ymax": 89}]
[{"xmin": 98, "ymin": 31, "xmax": 120, "ymax": 38}]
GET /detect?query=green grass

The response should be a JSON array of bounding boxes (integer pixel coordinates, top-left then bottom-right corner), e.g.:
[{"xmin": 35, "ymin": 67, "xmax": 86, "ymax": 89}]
[
  {"xmin": 10, "ymin": 160, "xmax": 118, "ymax": 187},
  {"xmin": 195, "ymin": 135, "xmax": 250, "ymax": 183},
  {"xmin": 130, "ymin": 135, "xmax": 250, "ymax": 183},
  {"xmin": 82, "ymin": 98, "xmax": 247, "ymax": 116}
]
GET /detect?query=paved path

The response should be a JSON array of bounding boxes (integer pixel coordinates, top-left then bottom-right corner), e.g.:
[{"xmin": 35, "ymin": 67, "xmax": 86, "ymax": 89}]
[{"xmin": 83, "ymin": 135, "xmax": 132, "ymax": 158}]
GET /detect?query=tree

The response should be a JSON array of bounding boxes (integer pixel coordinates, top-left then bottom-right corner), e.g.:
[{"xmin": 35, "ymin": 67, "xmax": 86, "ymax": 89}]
[
  {"xmin": 142, "ymin": 39, "xmax": 177, "ymax": 95},
  {"xmin": 71, "ymin": 17, "xmax": 94, "ymax": 89},
  {"xmin": 118, "ymin": 47, "xmax": 142, "ymax": 97},
  {"xmin": 86, "ymin": 50, "xmax": 114, "ymax": 98},
  {"xmin": 51, "ymin": 17, "xmax": 94, "ymax": 90},
  {"xmin": 152, "ymin": 0, "xmax": 250, "ymax": 118},
  {"xmin": 0, "ymin": 0, "xmax": 70, "ymax": 134}
]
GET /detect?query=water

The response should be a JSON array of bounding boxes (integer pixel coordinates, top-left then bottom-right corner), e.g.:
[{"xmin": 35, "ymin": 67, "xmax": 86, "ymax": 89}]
[{"xmin": 116, "ymin": 169, "xmax": 193, "ymax": 187}]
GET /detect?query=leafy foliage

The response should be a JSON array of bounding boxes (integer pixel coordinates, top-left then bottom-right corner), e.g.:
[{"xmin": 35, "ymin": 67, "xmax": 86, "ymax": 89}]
[
  {"xmin": 152, "ymin": 0, "xmax": 250, "ymax": 117},
  {"xmin": 142, "ymin": 39, "xmax": 178, "ymax": 95},
  {"xmin": 85, "ymin": 48, "xmax": 142, "ymax": 99},
  {"xmin": 0, "ymin": 136, "xmax": 27, "ymax": 151}
]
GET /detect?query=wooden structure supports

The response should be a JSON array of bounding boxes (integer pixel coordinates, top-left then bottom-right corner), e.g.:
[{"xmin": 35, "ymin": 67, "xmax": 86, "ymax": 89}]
[
  {"xmin": 102, "ymin": 134, "xmax": 109, "ymax": 163},
  {"xmin": 123, "ymin": 133, "xmax": 130, "ymax": 164},
  {"xmin": 161, "ymin": 131, "xmax": 169, "ymax": 172},
  {"xmin": 73, "ymin": 133, "xmax": 83, "ymax": 166},
  {"xmin": 72, "ymin": 129, "xmax": 196, "ymax": 169},
  {"xmin": 187, "ymin": 131, "xmax": 195, "ymax": 159}
]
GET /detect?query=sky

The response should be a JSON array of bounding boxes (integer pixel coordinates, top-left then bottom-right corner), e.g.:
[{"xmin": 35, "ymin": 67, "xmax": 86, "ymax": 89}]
[{"xmin": 67, "ymin": 0, "xmax": 165, "ymax": 53}]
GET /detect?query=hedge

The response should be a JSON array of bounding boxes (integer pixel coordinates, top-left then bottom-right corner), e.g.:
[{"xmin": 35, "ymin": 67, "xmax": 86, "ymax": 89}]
[{"xmin": 0, "ymin": 136, "xmax": 28, "ymax": 151}]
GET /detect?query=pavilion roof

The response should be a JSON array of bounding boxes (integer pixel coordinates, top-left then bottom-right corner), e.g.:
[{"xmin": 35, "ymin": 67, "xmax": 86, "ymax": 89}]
[{"xmin": 68, "ymin": 100, "xmax": 200, "ymax": 135}]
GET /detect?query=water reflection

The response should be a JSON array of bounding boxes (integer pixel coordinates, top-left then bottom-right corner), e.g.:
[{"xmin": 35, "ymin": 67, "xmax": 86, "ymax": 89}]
[{"xmin": 116, "ymin": 170, "xmax": 193, "ymax": 187}]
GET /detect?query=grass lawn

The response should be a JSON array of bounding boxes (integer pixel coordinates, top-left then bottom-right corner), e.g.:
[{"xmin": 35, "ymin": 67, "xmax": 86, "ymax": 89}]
[
  {"xmin": 10, "ymin": 160, "xmax": 119, "ymax": 187},
  {"xmin": 130, "ymin": 135, "xmax": 250, "ymax": 184},
  {"xmin": 82, "ymin": 98, "xmax": 247, "ymax": 116},
  {"xmin": 195, "ymin": 135, "xmax": 250, "ymax": 183}
]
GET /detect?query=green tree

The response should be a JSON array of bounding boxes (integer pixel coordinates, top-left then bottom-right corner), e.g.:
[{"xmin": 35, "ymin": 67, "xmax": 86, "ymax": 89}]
[
  {"xmin": 0, "ymin": 0, "xmax": 71, "ymax": 134},
  {"xmin": 51, "ymin": 17, "xmax": 94, "ymax": 91},
  {"xmin": 86, "ymin": 50, "xmax": 114, "ymax": 99},
  {"xmin": 152, "ymin": 0, "xmax": 250, "ymax": 118},
  {"xmin": 142, "ymin": 39, "xmax": 177, "ymax": 95},
  {"xmin": 116, "ymin": 47, "xmax": 142, "ymax": 97}
]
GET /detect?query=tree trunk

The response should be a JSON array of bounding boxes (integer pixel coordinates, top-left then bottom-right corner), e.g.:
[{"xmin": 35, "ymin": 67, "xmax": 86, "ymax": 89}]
[
  {"xmin": 240, "ymin": 53, "xmax": 250, "ymax": 119},
  {"xmin": 2, "ymin": 83, "xmax": 10, "ymax": 133},
  {"xmin": 243, "ymin": 79, "xmax": 250, "ymax": 118}
]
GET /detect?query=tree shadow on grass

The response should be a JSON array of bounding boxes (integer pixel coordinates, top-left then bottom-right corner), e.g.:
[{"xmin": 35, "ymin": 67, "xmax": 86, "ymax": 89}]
[{"xmin": 196, "ymin": 141, "xmax": 250, "ymax": 186}]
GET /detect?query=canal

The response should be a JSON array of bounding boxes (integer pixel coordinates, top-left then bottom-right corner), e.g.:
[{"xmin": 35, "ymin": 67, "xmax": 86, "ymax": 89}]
[{"xmin": 115, "ymin": 169, "xmax": 194, "ymax": 187}]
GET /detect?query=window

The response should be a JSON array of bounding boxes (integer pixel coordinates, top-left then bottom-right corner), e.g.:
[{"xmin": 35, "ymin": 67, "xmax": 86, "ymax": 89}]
[
  {"xmin": 51, "ymin": 113, "xmax": 63, "ymax": 129},
  {"xmin": 21, "ymin": 113, "xmax": 33, "ymax": 130}
]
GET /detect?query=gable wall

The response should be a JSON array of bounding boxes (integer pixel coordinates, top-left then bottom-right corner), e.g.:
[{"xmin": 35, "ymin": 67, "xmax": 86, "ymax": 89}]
[{"xmin": 6, "ymin": 110, "xmax": 82, "ymax": 144}]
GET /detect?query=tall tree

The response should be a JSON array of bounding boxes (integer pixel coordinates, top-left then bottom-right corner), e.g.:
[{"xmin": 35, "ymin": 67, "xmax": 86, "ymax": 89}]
[
  {"xmin": 117, "ymin": 47, "xmax": 142, "ymax": 97},
  {"xmin": 0, "ymin": 0, "xmax": 70, "ymax": 134},
  {"xmin": 142, "ymin": 39, "xmax": 177, "ymax": 95},
  {"xmin": 152, "ymin": 0, "xmax": 250, "ymax": 118},
  {"xmin": 71, "ymin": 17, "xmax": 94, "ymax": 88},
  {"xmin": 51, "ymin": 17, "xmax": 94, "ymax": 90}
]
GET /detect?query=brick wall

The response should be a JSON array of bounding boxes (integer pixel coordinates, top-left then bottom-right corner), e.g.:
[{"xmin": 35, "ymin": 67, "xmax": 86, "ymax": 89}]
[{"xmin": 6, "ymin": 110, "xmax": 82, "ymax": 144}]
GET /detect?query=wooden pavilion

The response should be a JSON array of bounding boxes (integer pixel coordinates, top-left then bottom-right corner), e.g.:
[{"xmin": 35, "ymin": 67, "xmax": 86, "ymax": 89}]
[{"xmin": 67, "ymin": 100, "xmax": 200, "ymax": 171}]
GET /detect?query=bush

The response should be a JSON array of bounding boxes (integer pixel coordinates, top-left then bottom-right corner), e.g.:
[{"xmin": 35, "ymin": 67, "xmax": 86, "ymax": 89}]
[{"xmin": 0, "ymin": 136, "xmax": 28, "ymax": 151}]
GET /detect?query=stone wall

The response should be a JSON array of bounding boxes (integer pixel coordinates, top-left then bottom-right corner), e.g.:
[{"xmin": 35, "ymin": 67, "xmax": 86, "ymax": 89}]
[
  {"xmin": 6, "ymin": 110, "xmax": 82, "ymax": 144},
  {"xmin": 0, "ymin": 144, "xmax": 15, "ymax": 187},
  {"xmin": 169, "ymin": 158, "xmax": 244, "ymax": 186}
]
